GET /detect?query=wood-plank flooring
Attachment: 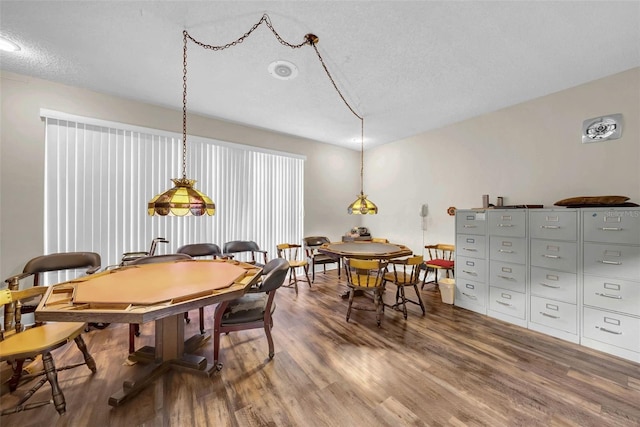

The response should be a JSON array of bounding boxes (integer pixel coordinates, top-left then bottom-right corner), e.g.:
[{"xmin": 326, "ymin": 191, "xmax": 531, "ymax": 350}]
[{"xmin": 2, "ymin": 270, "xmax": 640, "ymax": 426}]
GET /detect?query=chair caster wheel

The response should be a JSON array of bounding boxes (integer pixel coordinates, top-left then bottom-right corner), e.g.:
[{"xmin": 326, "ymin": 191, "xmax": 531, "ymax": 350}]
[
  {"xmin": 135, "ymin": 332, "xmax": 141, "ymax": 337},
  {"xmin": 269, "ymin": 352, "xmax": 274, "ymax": 359},
  {"xmin": 185, "ymin": 318, "xmax": 191, "ymax": 324},
  {"xmin": 215, "ymin": 363, "xmax": 223, "ymax": 371}
]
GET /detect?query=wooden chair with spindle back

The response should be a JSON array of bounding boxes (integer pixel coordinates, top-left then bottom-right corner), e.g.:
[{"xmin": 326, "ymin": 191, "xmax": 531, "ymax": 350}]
[
  {"xmin": 422, "ymin": 244, "xmax": 455, "ymax": 289},
  {"xmin": 383, "ymin": 255, "xmax": 426, "ymax": 319},
  {"xmin": 344, "ymin": 258, "xmax": 389, "ymax": 327},
  {"xmin": 2, "ymin": 261, "xmax": 98, "ymax": 415},
  {"xmin": 276, "ymin": 243, "xmax": 312, "ymax": 295}
]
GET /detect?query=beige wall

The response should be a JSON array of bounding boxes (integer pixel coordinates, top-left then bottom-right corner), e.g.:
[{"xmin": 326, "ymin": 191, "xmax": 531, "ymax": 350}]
[
  {"xmin": 0, "ymin": 71, "xmax": 359, "ymax": 278},
  {"xmin": 362, "ymin": 68, "xmax": 640, "ymax": 256},
  {"xmin": 2, "ymin": 68, "xmax": 638, "ymax": 278}
]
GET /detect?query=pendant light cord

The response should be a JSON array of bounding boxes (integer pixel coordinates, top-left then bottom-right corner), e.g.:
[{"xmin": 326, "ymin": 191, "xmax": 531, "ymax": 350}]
[
  {"xmin": 307, "ymin": 40, "xmax": 366, "ymax": 194},
  {"xmin": 182, "ymin": 13, "xmax": 366, "ymax": 190}
]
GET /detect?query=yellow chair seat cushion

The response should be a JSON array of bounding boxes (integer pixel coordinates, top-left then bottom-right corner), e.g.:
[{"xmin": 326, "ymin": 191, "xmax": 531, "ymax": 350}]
[
  {"xmin": 383, "ymin": 272, "xmax": 414, "ymax": 285},
  {"xmin": 0, "ymin": 322, "xmax": 85, "ymax": 360},
  {"xmin": 348, "ymin": 273, "xmax": 383, "ymax": 288},
  {"xmin": 288, "ymin": 260, "xmax": 308, "ymax": 268}
]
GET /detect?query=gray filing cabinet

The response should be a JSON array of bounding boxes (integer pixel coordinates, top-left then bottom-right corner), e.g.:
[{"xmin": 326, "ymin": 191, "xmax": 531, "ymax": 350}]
[
  {"xmin": 581, "ymin": 207, "xmax": 640, "ymax": 362},
  {"xmin": 487, "ymin": 209, "xmax": 528, "ymax": 327},
  {"xmin": 455, "ymin": 210, "xmax": 488, "ymax": 314},
  {"xmin": 453, "ymin": 206, "xmax": 640, "ymax": 363},
  {"xmin": 528, "ymin": 209, "xmax": 579, "ymax": 343}
]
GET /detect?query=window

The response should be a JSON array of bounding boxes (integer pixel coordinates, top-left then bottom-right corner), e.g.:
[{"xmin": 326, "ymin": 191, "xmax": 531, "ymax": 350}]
[{"xmin": 42, "ymin": 110, "xmax": 304, "ymax": 278}]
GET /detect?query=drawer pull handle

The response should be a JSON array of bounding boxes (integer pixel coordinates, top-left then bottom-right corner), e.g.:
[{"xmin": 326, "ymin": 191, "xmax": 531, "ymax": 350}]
[
  {"xmin": 542, "ymin": 254, "xmax": 560, "ymax": 259},
  {"xmin": 595, "ymin": 293, "xmax": 622, "ymax": 300},
  {"xmin": 463, "ymin": 225, "xmax": 477, "ymax": 228},
  {"xmin": 540, "ymin": 312, "xmax": 559, "ymax": 319},
  {"xmin": 540, "ymin": 225, "xmax": 560, "ymax": 229},
  {"xmin": 463, "ymin": 248, "xmax": 477, "ymax": 252},
  {"xmin": 462, "ymin": 270, "xmax": 477, "ymax": 276},
  {"xmin": 496, "ymin": 300, "xmax": 512, "ymax": 307},
  {"xmin": 597, "ymin": 326, "xmax": 622, "ymax": 335},
  {"xmin": 497, "ymin": 275, "xmax": 515, "ymax": 281},
  {"xmin": 598, "ymin": 260, "xmax": 622, "ymax": 265},
  {"xmin": 498, "ymin": 249, "xmax": 514, "ymax": 253},
  {"xmin": 599, "ymin": 227, "xmax": 623, "ymax": 231},
  {"xmin": 540, "ymin": 283, "xmax": 560, "ymax": 289},
  {"xmin": 462, "ymin": 292, "xmax": 477, "ymax": 300},
  {"xmin": 498, "ymin": 224, "xmax": 514, "ymax": 227}
]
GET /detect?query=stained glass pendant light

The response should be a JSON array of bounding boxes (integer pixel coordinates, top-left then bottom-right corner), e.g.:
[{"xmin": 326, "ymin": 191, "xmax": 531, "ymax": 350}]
[
  {"xmin": 347, "ymin": 119, "xmax": 378, "ymax": 215},
  {"xmin": 148, "ymin": 32, "xmax": 215, "ymax": 216}
]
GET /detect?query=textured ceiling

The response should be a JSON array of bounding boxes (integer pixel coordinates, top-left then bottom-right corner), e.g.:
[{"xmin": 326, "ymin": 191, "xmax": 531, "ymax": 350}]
[{"xmin": 1, "ymin": 1, "xmax": 639, "ymax": 150}]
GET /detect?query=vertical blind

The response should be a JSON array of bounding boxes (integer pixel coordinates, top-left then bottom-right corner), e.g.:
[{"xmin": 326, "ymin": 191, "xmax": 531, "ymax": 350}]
[{"xmin": 42, "ymin": 110, "xmax": 304, "ymax": 281}]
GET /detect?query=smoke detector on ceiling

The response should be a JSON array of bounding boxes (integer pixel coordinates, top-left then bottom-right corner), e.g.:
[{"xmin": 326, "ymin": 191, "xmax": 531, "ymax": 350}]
[{"xmin": 268, "ymin": 60, "xmax": 298, "ymax": 80}]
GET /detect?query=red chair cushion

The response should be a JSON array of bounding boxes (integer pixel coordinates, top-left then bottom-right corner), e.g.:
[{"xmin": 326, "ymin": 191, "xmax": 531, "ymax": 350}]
[{"xmin": 426, "ymin": 259, "xmax": 454, "ymax": 269}]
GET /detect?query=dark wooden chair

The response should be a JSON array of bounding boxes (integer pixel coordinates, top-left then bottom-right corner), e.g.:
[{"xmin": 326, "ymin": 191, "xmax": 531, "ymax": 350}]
[
  {"xmin": 303, "ymin": 236, "xmax": 340, "ymax": 282},
  {"xmin": 344, "ymin": 258, "xmax": 389, "ymax": 327},
  {"xmin": 383, "ymin": 255, "xmax": 426, "ymax": 319},
  {"xmin": 276, "ymin": 243, "xmax": 311, "ymax": 295},
  {"xmin": 212, "ymin": 258, "xmax": 289, "ymax": 369},
  {"xmin": 422, "ymin": 244, "xmax": 455, "ymax": 289},
  {"xmin": 1, "ymin": 287, "xmax": 97, "ymax": 416},
  {"xmin": 176, "ymin": 243, "xmax": 223, "ymax": 333},
  {"xmin": 5, "ymin": 252, "xmax": 101, "ymax": 313},
  {"xmin": 222, "ymin": 241, "xmax": 268, "ymax": 268},
  {"xmin": 127, "ymin": 253, "xmax": 193, "ymax": 354}
]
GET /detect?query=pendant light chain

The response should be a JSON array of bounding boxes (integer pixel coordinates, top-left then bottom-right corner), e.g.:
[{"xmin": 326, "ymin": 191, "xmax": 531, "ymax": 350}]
[
  {"xmin": 173, "ymin": 13, "xmax": 375, "ymax": 216},
  {"xmin": 184, "ymin": 14, "xmax": 309, "ymax": 52},
  {"xmin": 182, "ymin": 31, "xmax": 188, "ymax": 181},
  {"xmin": 182, "ymin": 13, "xmax": 312, "ymax": 180}
]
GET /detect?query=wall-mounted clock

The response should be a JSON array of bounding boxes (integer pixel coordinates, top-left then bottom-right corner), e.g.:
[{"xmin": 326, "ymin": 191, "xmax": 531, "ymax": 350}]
[{"xmin": 582, "ymin": 113, "xmax": 623, "ymax": 143}]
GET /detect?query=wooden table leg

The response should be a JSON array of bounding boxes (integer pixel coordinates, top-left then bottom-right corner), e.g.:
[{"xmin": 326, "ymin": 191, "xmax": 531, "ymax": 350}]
[{"xmin": 109, "ymin": 314, "xmax": 218, "ymax": 407}]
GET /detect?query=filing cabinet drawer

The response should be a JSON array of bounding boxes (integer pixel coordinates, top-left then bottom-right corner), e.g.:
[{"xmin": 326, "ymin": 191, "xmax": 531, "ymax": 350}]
[
  {"xmin": 584, "ymin": 243, "xmax": 640, "ymax": 281},
  {"xmin": 583, "ymin": 307, "xmax": 640, "ymax": 352},
  {"xmin": 530, "ymin": 239, "xmax": 578, "ymax": 273},
  {"xmin": 489, "ymin": 261, "xmax": 526, "ymax": 293},
  {"xmin": 583, "ymin": 209, "xmax": 640, "ymax": 245},
  {"xmin": 456, "ymin": 210, "xmax": 487, "ymax": 236},
  {"xmin": 530, "ymin": 267, "xmax": 577, "ymax": 304},
  {"xmin": 456, "ymin": 234, "xmax": 486, "ymax": 259},
  {"xmin": 488, "ymin": 210, "xmax": 526, "ymax": 237},
  {"xmin": 456, "ymin": 255, "xmax": 486, "ymax": 283},
  {"xmin": 583, "ymin": 275, "xmax": 640, "ymax": 316},
  {"xmin": 490, "ymin": 236, "xmax": 526, "ymax": 264},
  {"xmin": 529, "ymin": 210, "xmax": 577, "ymax": 241},
  {"xmin": 455, "ymin": 279, "xmax": 486, "ymax": 312},
  {"xmin": 489, "ymin": 287, "xmax": 526, "ymax": 319},
  {"xmin": 530, "ymin": 296, "xmax": 577, "ymax": 334}
]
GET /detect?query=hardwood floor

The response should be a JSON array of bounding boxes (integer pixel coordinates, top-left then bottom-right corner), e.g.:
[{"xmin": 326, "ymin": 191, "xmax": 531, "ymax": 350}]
[{"xmin": 2, "ymin": 270, "xmax": 640, "ymax": 426}]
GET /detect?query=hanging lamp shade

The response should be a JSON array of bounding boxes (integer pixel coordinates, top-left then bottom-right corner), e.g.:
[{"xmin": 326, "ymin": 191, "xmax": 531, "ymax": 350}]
[
  {"xmin": 346, "ymin": 118, "xmax": 378, "ymax": 215},
  {"xmin": 147, "ymin": 30, "xmax": 215, "ymax": 217},
  {"xmin": 148, "ymin": 178, "xmax": 215, "ymax": 216},
  {"xmin": 347, "ymin": 192, "xmax": 378, "ymax": 215}
]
